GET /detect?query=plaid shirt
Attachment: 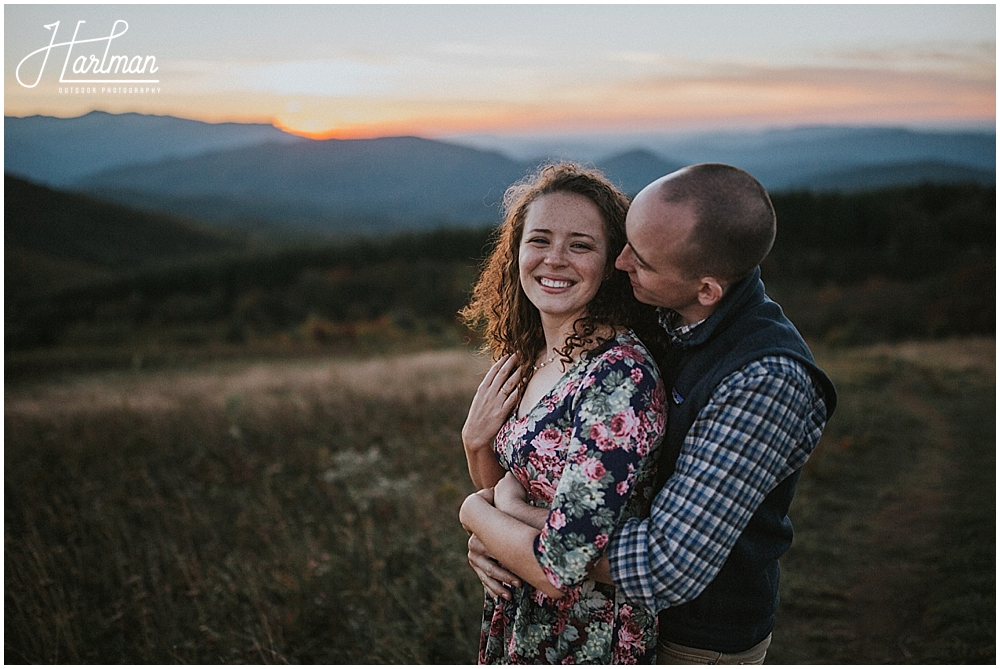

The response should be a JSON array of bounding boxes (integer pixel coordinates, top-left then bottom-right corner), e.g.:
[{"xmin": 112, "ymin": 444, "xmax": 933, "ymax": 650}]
[{"xmin": 607, "ymin": 310, "xmax": 828, "ymax": 612}]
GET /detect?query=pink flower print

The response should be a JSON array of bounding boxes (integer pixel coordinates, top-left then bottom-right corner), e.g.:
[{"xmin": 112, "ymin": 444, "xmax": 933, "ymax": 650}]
[
  {"xmin": 581, "ymin": 457, "xmax": 607, "ymax": 481},
  {"xmin": 653, "ymin": 405, "xmax": 666, "ymax": 432},
  {"xmin": 540, "ymin": 566, "xmax": 563, "ymax": 592},
  {"xmin": 617, "ymin": 605, "xmax": 643, "ymax": 649},
  {"xmin": 630, "ymin": 367, "xmax": 643, "ymax": 384},
  {"xmin": 620, "ymin": 346, "xmax": 645, "ymax": 363},
  {"xmin": 581, "ymin": 373, "xmax": 597, "ymax": 390},
  {"xmin": 528, "ymin": 448, "xmax": 560, "ymax": 474},
  {"xmin": 595, "ymin": 533, "xmax": 609, "ymax": 550},
  {"xmin": 556, "ymin": 380, "xmax": 577, "ymax": 401},
  {"xmin": 549, "ymin": 508, "xmax": 567, "ymax": 530},
  {"xmin": 616, "ymin": 480, "xmax": 630, "ymax": 496},
  {"xmin": 611, "ymin": 408, "xmax": 640, "ymax": 440},
  {"xmin": 589, "ymin": 421, "xmax": 616, "ymax": 451},
  {"xmin": 604, "ymin": 349, "xmax": 625, "ymax": 364},
  {"xmin": 507, "ymin": 417, "xmax": 529, "ymax": 443},
  {"xmin": 529, "ymin": 475, "xmax": 557, "ymax": 504},
  {"xmin": 510, "ymin": 465, "xmax": 531, "ymax": 488},
  {"xmin": 533, "ymin": 428, "xmax": 563, "ymax": 457}
]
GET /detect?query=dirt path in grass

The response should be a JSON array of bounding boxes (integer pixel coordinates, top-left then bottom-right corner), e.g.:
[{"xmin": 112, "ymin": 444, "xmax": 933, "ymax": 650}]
[
  {"xmin": 772, "ymin": 337, "xmax": 994, "ymax": 664},
  {"xmin": 833, "ymin": 338, "xmax": 992, "ymax": 663},
  {"xmin": 844, "ymin": 390, "xmax": 952, "ymax": 662}
]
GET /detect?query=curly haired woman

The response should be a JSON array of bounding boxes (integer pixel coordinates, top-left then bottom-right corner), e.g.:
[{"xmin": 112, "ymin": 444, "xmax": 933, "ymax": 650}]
[{"xmin": 459, "ymin": 163, "xmax": 666, "ymax": 664}]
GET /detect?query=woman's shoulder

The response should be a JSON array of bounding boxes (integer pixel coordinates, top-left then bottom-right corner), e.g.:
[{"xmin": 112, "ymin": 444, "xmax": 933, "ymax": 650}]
[{"xmin": 584, "ymin": 329, "xmax": 661, "ymax": 379}]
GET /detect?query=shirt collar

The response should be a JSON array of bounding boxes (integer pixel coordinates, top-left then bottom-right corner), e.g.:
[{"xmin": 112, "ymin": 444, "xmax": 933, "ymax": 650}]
[{"xmin": 657, "ymin": 307, "xmax": 706, "ymax": 343}]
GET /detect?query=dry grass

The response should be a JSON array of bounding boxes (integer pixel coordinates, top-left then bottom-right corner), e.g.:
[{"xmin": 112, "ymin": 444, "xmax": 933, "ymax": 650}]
[
  {"xmin": 6, "ymin": 349, "xmax": 490, "ymax": 418},
  {"xmin": 5, "ymin": 348, "xmax": 492, "ymax": 663},
  {"xmin": 5, "ymin": 340, "xmax": 994, "ymax": 663}
]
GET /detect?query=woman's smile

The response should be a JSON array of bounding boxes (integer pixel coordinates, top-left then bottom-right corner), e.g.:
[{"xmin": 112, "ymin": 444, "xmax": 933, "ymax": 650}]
[
  {"xmin": 537, "ymin": 276, "xmax": 576, "ymax": 291},
  {"xmin": 518, "ymin": 191, "xmax": 608, "ymax": 323}
]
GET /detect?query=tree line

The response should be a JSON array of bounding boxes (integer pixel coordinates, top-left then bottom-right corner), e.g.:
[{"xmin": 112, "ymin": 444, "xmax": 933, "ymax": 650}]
[{"xmin": 5, "ymin": 183, "xmax": 994, "ymax": 357}]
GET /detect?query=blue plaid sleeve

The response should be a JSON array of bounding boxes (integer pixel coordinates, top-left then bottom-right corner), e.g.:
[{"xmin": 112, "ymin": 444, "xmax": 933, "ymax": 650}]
[{"xmin": 607, "ymin": 356, "xmax": 828, "ymax": 612}]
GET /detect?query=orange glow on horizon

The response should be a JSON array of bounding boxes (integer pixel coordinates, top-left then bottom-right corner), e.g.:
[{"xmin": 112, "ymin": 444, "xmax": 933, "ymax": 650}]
[
  {"xmin": 6, "ymin": 72, "xmax": 992, "ymax": 141},
  {"xmin": 260, "ymin": 71, "xmax": 994, "ymax": 140},
  {"xmin": 272, "ymin": 109, "xmax": 574, "ymax": 140}
]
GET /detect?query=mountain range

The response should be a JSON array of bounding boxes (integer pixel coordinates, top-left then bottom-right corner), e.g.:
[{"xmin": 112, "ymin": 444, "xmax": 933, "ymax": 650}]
[
  {"xmin": 452, "ymin": 125, "xmax": 997, "ymax": 189},
  {"xmin": 4, "ymin": 111, "xmax": 301, "ymax": 186},
  {"xmin": 4, "ymin": 112, "xmax": 994, "ymax": 234}
]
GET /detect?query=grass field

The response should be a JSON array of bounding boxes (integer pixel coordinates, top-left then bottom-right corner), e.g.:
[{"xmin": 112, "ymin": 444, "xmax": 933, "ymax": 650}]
[{"xmin": 4, "ymin": 338, "xmax": 995, "ymax": 663}]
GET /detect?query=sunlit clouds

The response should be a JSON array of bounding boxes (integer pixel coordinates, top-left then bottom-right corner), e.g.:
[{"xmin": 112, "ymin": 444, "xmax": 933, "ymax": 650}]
[{"xmin": 4, "ymin": 4, "xmax": 994, "ymax": 138}]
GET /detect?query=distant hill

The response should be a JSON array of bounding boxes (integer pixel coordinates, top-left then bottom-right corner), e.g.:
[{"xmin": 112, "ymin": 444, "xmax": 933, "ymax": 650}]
[
  {"xmin": 596, "ymin": 149, "xmax": 686, "ymax": 195},
  {"xmin": 451, "ymin": 126, "xmax": 996, "ymax": 191},
  {"xmin": 76, "ymin": 139, "xmax": 698, "ymax": 232},
  {"xmin": 794, "ymin": 160, "xmax": 995, "ymax": 192},
  {"xmin": 4, "ymin": 111, "xmax": 302, "ymax": 186},
  {"xmin": 653, "ymin": 126, "xmax": 996, "ymax": 190},
  {"xmin": 77, "ymin": 135, "xmax": 533, "ymax": 231},
  {"xmin": 4, "ymin": 174, "xmax": 243, "ymax": 295}
]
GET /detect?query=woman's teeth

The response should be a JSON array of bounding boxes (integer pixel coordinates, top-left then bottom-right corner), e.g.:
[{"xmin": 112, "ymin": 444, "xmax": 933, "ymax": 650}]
[{"xmin": 540, "ymin": 278, "xmax": 572, "ymax": 288}]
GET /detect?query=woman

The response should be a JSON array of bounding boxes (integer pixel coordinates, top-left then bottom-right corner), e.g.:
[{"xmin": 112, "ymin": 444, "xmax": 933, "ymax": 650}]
[{"xmin": 459, "ymin": 163, "xmax": 666, "ymax": 664}]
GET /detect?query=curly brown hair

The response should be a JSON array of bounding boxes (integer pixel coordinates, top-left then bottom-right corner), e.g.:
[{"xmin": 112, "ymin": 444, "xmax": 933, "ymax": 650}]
[{"xmin": 461, "ymin": 162, "xmax": 657, "ymax": 390}]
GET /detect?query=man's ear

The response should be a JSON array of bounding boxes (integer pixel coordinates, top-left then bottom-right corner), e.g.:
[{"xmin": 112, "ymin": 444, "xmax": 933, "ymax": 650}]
[{"xmin": 696, "ymin": 277, "xmax": 725, "ymax": 308}]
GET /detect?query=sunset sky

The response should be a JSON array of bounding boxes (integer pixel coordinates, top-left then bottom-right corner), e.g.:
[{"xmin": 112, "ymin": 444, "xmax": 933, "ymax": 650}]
[{"xmin": 5, "ymin": 4, "xmax": 995, "ymax": 140}]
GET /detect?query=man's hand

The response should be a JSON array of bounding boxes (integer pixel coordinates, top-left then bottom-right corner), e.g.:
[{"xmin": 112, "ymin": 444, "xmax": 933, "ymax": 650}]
[
  {"xmin": 494, "ymin": 471, "xmax": 549, "ymax": 530},
  {"xmin": 589, "ymin": 555, "xmax": 613, "ymax": 585},
  {"xmin": 494, "ymin": 470, "xmax": 527, "ymax": 510},
  {"xmin": 468, "ymin": 533, "xmax": 521, "ymax": 601}
]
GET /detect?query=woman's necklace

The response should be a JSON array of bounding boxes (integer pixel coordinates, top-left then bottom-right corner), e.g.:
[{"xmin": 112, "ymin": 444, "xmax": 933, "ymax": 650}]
[{"xmin": 533, "ymin": 351, "xmax": 559, "ymax": 371}]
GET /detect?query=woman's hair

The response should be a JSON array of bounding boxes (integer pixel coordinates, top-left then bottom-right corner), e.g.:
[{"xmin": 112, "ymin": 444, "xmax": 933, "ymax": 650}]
[{"xmin": 461, "ymin": 162, "xmax": 655, "ymax": 387}]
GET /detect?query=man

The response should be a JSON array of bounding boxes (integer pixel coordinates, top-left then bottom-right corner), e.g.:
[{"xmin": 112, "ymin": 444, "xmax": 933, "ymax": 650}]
[{"xmin": 468, "ymin": 163, "xmax": 836, "ymax": 664}]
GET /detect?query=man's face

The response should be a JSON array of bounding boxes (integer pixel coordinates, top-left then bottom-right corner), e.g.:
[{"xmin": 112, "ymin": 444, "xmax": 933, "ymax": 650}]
[{"xmin": 615, "ymin": 189, "xmax": 705, "ymax": 324}]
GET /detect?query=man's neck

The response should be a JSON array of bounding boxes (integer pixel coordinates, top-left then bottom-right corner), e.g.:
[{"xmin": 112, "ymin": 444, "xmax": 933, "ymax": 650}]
[{"xmin": 676, "ymin": 303, "xmax": 717, "ymax": 327}]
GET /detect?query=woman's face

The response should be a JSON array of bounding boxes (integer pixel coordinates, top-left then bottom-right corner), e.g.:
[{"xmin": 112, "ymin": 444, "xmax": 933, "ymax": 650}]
[{"xmin": 518, "ymin": 191, "xmax": 609, "ymax": 325}]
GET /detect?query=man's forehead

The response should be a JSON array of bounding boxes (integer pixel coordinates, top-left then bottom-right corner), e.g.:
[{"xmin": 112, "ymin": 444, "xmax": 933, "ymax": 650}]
[{"xmin": 628, "ymin": 194, "xmax": 696, "ymax": 264}]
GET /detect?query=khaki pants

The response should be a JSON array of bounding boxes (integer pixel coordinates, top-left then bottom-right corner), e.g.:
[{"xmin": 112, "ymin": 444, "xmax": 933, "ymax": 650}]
[{"xmin": 657, "ymin": 633, "xmax": 771, "ymax": 665}]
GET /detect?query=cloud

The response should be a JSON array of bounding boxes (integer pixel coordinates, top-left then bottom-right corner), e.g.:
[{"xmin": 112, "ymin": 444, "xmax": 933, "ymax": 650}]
[
  {"xmin": 224, "ymin": 59, "xmax": 396, "ymax": 97},
  {"xmin": 825, "ymin": 40, "xmax": 996, "ymax": 77}
]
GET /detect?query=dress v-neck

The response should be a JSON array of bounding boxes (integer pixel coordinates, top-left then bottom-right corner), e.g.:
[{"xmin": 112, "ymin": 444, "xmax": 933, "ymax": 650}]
[
  {"xmin": 514, "ymin": 360, "xmax": 578, "ymax": 421},
  {"xmin": 512, "ymin": 336, "xmax": 618, "ymax": 421}
]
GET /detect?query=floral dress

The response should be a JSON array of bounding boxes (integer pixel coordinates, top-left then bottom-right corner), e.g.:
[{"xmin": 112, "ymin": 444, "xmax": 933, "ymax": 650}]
[{"xmin": 479, "ymin": 330, "xmax": 666, "ymax": 664}]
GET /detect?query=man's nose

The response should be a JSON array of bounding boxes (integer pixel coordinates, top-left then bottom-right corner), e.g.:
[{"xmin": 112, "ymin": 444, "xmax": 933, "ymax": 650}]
[{"xmin": 615, "ymin": 245, "xmax": 633, "ymax": 271}]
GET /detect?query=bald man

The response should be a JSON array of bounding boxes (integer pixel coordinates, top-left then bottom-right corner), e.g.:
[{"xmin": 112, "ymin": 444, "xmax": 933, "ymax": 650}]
[{"xmin": 606, "ymin": 163, "xmax": 837, "ymax": 663}]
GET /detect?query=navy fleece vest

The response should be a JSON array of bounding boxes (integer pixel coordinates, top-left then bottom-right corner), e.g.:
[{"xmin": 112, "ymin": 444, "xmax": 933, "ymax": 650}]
[{"xmin": 653, "ymin": 267, "xmax": 837, "ymax": 653}]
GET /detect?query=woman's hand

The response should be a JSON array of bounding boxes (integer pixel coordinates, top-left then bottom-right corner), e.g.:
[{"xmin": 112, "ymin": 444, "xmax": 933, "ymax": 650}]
[
  {"xmin": 463, "ymin": 354, "xmax": 521, "ymax": 451},
  {"xmin": 462, "ymin": 355, "xmax": 521, "ymax": 489}
]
